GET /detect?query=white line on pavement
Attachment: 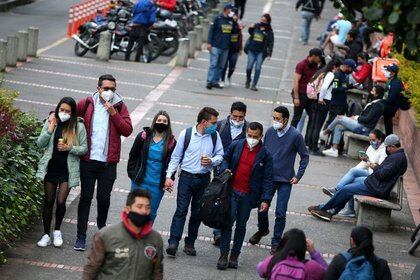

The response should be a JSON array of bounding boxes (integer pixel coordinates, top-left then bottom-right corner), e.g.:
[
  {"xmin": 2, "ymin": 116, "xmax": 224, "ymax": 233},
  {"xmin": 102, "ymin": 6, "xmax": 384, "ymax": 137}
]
[
  {"xmin": 187, "ymin": 66, "xmax": 279, "ymax": 80},
  {"xmin": 37, "ymin": 37, "xmax": 69, "ymax": 56},
  {"xmin": 176, "ymin": 77, "xmax": 279, "ymax": 91},
  {"xmin": 263, "ymin": 0, "xmax": 272, "ymax": 13}
]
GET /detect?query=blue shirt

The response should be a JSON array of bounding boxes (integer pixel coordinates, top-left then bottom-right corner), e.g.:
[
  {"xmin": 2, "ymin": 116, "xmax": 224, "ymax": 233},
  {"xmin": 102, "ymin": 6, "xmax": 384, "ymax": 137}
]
[
  {"xmin": 166, "ymin": 125, "xmax": 224, "ymax": 177},
  {"xmin": 276, "ymin": 125, "xmax": 291, "ymax": 138},
  {"xmin": 336, "ymin": 20, "xmax": 352, "ymax": 44},
  {"xmin": 90, "ymin": 93, "xmax": 109, "ymax": 162},
  {"xmin": 230, "ymin": 120, "xmax": 243, "ymax": 140},
  {"xmin": 141, "ymin": 139, "xmax": 164, "ymax": 187}
]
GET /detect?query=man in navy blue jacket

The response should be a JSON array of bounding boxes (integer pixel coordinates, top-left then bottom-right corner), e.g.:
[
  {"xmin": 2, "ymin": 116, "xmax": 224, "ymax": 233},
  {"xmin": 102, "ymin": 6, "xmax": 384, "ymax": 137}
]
[
  {"xmin": 125, "ymin": 0, "xmax": 157, "ymax": 62},
  {"xmin": 217, "ymin": 122, "xmax": 273, "ymax": 270},
  {"xmin": 206, "ymin": 4, "xmax": 234, "ymax": 89},
  {"xmin": 248, "ymin": 106, "xmax": 309, "ymax": 253},
  {"xmin": 309, "ymin": 134, "xmax": 407, "ymax": 222},
  {"xmin": 382, "ymin": 64, "xmax": 404, "ymax": 135}
]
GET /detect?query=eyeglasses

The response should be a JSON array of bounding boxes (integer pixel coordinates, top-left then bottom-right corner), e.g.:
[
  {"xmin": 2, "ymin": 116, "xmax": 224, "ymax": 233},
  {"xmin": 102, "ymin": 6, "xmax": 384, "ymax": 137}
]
[{"xmin": 102, "ymin": 87, "xmax": 116, "ymax": 92}]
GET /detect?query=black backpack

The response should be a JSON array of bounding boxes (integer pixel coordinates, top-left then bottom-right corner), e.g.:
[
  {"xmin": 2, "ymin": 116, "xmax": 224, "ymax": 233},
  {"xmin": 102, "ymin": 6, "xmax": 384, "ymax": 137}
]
[{"xmin": 199, "ymin": 171, "xmax": 232, "ymax": 229}]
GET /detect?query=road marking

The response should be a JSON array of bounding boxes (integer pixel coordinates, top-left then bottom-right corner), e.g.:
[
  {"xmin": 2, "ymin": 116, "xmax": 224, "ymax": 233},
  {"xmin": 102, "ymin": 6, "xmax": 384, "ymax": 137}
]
[
  {"xmin": 19, "ymin": 67, "xmax": 155, "ymax": 88},
  {"xmin": 263, "ymin": 0, "xmax": 273, "ymax": 13},
  {"xmin": 177, "ymin": 77, "xmax": 279, "ymax": 92},
  {"xmin": 37, "ymin": 37, "xmax": 69, "ymax": 56},
  {"xmin": 187, "ymin": 66, "xmax": 279, "ymax": 80},
  {"xmin": 8, "ymin": 258, "xmax": 83, "ymax": 272}
]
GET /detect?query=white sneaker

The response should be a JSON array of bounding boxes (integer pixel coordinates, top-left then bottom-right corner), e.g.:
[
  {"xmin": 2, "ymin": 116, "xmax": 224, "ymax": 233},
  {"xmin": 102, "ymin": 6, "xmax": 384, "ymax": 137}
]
[
  {"xmin": 37, "ymin": 234, "xmax": 51, "ymax": 247},
  {"xmin": 322, "ymin": 148, "xmax": 338, "ymax": 157},
  {"xmin": 219, "ymin": 81, "xmax": 225, "ymax": 88},
  {"xmin": 53, "ymin": 230, "xmax": 63, "ymax": 247},
  {"xmin": 338, "ymin": 208, "xmax": 356, "ymax": 217}
]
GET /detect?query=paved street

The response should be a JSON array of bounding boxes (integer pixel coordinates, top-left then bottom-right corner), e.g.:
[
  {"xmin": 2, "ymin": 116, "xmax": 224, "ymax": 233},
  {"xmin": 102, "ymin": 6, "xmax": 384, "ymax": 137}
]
[{"xmin": 0, "ymin": 0, "xmax": 418, "ymax": 279}]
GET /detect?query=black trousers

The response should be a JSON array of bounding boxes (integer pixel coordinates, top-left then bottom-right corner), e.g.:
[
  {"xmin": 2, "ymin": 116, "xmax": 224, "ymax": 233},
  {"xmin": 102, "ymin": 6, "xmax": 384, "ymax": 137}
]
[
  {"xmin": 306, "ymin": 100, "xmax": 330, "ymax": 151},
  {"xmin": 125, "ymin": 25, "xmax": 149, "ymax": 62},
  {"xmin": 234, "ymin": 0, "xmax": 246, "ymax": 19},
  {"xmin": 77, "ymin": 160, "xmax": 117, "ymax": 239},
  {"xmin": 291, "ymin": 93, "xmax": 313, "ymax": 128},
  {"xmin": 383, "ymin": 104, "xmax": 398, "ymax": 136}
]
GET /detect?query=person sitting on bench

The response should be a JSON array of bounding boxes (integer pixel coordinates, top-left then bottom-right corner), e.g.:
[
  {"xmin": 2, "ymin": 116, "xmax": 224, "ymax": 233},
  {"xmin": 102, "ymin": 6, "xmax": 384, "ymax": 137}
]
[{"xmin": 308, "ymin": 134, "xmax": 407, "ymax": 222}]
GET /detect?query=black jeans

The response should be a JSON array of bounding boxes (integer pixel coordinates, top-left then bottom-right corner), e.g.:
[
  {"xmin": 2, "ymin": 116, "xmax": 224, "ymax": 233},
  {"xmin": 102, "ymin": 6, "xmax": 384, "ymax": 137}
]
[
  {"xmin": 306, "ymin": 100, "xmax": 330, "ymax": 151},
  {"xmin": 234, "ymin": 0, "xmax": 246, "ymax": 19},
  {"xmin": 291, "ymin": 93, "xmax": 313, "ymax": 129},
  {"xmin": 77, "ymin": 160, "xmax": 117, "ymax": 239},
  {"xmin": 383, "ymin": 104, "xmax": 398, "ymax": 135},
  {"xmin": 125, "ymin": 25, "xmax": 149, "ymax": 62}
]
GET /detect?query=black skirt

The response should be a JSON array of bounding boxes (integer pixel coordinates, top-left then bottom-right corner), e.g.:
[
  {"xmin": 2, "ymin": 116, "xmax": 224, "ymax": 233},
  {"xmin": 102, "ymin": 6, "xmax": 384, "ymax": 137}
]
[{"xmin": 44, "ymin": 122, "xmax": 69, "ymax": 184}]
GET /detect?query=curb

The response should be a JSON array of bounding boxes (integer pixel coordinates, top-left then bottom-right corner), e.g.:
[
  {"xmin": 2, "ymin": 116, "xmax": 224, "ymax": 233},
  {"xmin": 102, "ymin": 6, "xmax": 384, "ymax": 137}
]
[{"xmin": 0, "ymin": 0, "xmax": 34, "ymax": 12}]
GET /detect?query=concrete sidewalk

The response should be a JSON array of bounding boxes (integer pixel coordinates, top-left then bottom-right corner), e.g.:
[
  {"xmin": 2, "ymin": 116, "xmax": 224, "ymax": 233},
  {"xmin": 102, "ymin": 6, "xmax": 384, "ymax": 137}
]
[{"xmin": 0, "ymin": 0, "xmax": 418, "ymax": 279}]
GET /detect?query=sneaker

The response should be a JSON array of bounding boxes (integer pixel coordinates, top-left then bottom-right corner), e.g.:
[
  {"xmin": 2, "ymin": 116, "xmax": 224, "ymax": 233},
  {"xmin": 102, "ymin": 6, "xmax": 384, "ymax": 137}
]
[
  {"xmin": 73, "ymin": 237, "xmax": 86, "ymax": 251},
  {"xmin": 166, "ymin": 244, "xmax": 178, "ymax": 257},
  {"xmin": 183, "ymin": 244, "xmax": 197, "ymax": 256},
  {"xmin": 322, "ymin": 148, "xmax": 338, "ymax": 157},
  {"xmin": 219, "ymin": 81, "xmax": 225, "ymax": 88},
  {"xmin": 37, "ymin": 234, "xmax": 51, "ymax": 247},
  {"xmin": 217, "ymin": 252, "xmax": 229, "ymax": 270},
  {"xmin": 250, "ymin": 85, "xmax": 258, "ymax": 91},
  {"xmin": 206, "ymin": 83, "xmax": 212, "ymax": 89},
  {"xmin": 248, "ymin": 229, "xmax": 269, "ymax": 245},
  {"xmin": 338, "ymin": 208, "xmax": 356, "ymax": 218},
  {"xmin": 322, "ymin": 187, "xmax": 336, "ymax": 197},
  {"xmin": 310, "ymin": 209, "xmax": 333, "ymax": 222},
  {"xmin": 53, "ymin": 230, "xmax": 63, "ymax": 247},
  {"xmin": 307, "ymin": 205, "xmax": 321, "ymax": 212},
  {"xmin": 245, "ymin": 80, "xmax": 250, "ymax": 89},
  {"xmin": 212, "ymin": 83, "xmax": 222, "ymax": 89}
]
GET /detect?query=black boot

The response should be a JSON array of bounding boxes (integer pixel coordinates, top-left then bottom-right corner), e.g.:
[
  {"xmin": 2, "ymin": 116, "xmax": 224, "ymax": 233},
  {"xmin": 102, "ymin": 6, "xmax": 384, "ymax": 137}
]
[
  {"xmin": 248, "ymin": 229, "xmax": 269, "ymax": 245},
  {"xmin": 217, "ymin": 252, "xmax": 229, "ymax": 270},
  {"xmin": 228, "ymin": 253, "xmax": 239, "ymax": 269}
]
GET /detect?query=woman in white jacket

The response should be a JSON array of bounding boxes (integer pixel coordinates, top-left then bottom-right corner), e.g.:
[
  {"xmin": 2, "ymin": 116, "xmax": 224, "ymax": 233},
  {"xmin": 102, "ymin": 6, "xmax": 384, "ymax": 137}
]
[{"xmin": 321, "ymin": 129, "xmax": 387, "ymax": 216}]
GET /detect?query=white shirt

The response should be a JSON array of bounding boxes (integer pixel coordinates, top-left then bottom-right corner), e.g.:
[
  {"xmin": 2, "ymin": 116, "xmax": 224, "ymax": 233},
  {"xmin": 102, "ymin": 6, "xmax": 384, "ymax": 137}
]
[
  {"xmin": 90, "ymin": 95, "xmax": 110, "ymax": 162},
  {"xmin": 355, "ymin": 143, "xmax": 387, "ymax": 174},
  {"xmin": 319, "ymin": 71, "xmax": 335, "ymax": 101}
]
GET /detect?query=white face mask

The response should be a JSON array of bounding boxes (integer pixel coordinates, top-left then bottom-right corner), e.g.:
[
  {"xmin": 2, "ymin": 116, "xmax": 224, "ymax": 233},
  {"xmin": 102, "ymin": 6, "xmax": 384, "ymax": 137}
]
[
  {"xmin": 58, "ymin": 112, "xmax": 71, "ymax": 122},
  {"xmin": 273, "ymin": 121, "xmax": 284, "ymax": 130},
  {"xmin": 101, "ymin": 90, "xmax": 114, "ymax": 102},
  {"xmin": 231, "ymin": 119, "xmax": 244, "ymax": 128},
  {"xmin": 228, "ymin": 11, "xmax": 234, "ymax": 17},
  {"xmin": 246, "ymin": 137, "xmax": 259, "ymax": 149}
]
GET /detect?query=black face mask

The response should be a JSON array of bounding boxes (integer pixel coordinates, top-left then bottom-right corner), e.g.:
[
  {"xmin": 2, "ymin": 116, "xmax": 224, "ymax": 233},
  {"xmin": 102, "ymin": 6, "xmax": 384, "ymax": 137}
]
[
  {"xmin": 128, "ymin": 211, "xmax": 151, "ymax": 227},
  {"xmin": 308, "ymin": 61, "xmax": 318, "ymax": 67},
  {"xmin": 154, "ymin": 123, "xmax": 168, "ymax": 133}
]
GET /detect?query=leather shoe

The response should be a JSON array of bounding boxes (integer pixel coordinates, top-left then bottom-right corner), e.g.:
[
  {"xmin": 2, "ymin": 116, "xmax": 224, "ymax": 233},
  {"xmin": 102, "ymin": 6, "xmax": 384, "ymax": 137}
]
[
  {"xmin": 217, "ymin": 252, "xmax": 229, "ymax": 270},
  {"xmin": 248, "ymin": 229, "xmax": 269, "ymax": 245},
  {"xmin": 228, "ymin": 253, "xmax": 239, "ymax": 269},
  {"xmin": 166, "ymin": 244, "xmax": 178, "ymax": 256},
  {"xmin": 183, "ymin": 244, "xmax": 197, "ymax": 256}
]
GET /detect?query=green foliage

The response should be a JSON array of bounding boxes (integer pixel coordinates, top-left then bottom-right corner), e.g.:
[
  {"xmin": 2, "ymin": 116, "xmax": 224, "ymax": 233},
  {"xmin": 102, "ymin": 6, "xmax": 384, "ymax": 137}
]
[
  {"xmin": 331, "ymin": 0, "xmax": 420, "ymax": 61},
  {"xmin": 0, "ymin": 85, "xmax": 43, "ymax": 263}
]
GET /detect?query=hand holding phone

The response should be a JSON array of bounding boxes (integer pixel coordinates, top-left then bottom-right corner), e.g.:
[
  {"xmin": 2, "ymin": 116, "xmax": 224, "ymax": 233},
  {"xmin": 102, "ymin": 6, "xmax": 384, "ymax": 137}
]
[{"xmin": 358, "ymin": 151, "xmax": 369, "ymax": 162}]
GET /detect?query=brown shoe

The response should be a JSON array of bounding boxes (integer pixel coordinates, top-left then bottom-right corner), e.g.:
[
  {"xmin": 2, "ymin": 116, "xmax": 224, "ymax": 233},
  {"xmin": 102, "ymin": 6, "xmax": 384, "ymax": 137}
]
[
  {"xmin": 310, "ymin": 208, "xmax": 333, "ymax": 222},
  {"xmin": 228, "ymin": 253, "xmax": 239, "ymax": 269},
  {"xmin": 248, "ymin": 229, "xmax": 269, "ymax": 245},
  {"xmin": 308, "ymin": 205, "xmax": 321, "ymax": 212}
]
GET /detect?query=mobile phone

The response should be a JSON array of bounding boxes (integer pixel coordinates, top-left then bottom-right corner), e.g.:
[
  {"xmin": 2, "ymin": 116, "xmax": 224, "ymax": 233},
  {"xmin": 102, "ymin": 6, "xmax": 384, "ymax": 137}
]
[{"xmin": 358, "ymin": 151, "xmax": 368, "ymax": 158}]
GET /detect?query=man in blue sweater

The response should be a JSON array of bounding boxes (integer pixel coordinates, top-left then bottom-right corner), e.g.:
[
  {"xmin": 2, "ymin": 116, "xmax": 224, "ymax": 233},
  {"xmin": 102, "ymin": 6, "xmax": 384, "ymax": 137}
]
[
  {"xmin": 125, "ymin": 0, "xmax": 157, "ymax": 62},
  {"xmin": 248, "ymin": 106, "xmax": 309, "ymax": 252},
  {"xmin": 206, "ymin": 4, "xmax": 234, "ymax": 89},
  {"xmin": 382, "ymin": 64, "xmax": 404, "ymax": 135}
]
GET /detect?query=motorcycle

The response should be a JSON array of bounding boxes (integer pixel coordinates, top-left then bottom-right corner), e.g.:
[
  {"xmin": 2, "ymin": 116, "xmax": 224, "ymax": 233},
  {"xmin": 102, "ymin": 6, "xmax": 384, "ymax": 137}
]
[{"xmin": 72, "ymin": 21, "xmax": 108, "ymax": 57}]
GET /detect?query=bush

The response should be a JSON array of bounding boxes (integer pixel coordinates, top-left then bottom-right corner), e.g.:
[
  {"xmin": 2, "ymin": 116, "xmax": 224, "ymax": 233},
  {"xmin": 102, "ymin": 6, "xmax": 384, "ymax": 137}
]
[
  {"xmin": 0, "ymin": 85, "xmax": 43, "ymax": 263},
  {"xmin": 394, "ymin": 53, "xmax": 420, "ymax": 124}
]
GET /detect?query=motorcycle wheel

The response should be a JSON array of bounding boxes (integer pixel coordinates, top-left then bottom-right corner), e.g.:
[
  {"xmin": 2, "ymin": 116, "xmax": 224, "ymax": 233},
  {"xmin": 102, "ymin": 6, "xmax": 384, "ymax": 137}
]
[
  {"xmin": 74, "ymin": 33, "xmax": 90, "ymax": 57},
  {"xmin": 143, "ymin": 36, "xmax": 162, "ymax": 62},
  {"xmin": 161, "ymin": 33, "xmax": 179, "ymax": 56}
]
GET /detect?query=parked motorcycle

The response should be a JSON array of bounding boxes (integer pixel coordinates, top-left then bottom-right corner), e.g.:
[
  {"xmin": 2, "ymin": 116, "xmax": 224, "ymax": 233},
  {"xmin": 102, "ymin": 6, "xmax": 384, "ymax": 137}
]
[{"xmin": 72, "ymin": 21, "xmax": 108, "ymax": 57}]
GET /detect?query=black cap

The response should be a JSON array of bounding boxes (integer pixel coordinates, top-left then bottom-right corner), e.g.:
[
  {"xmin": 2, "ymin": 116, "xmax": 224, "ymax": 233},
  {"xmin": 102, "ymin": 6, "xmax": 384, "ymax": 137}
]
[{"xmin": 309, "ymin": 48, "xmax": 323, "ymax": 57}]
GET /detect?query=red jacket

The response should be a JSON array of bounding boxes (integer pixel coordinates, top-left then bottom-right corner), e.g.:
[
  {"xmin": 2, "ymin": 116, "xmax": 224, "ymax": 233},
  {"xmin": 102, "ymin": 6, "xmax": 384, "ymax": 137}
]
[
  {"xmin": 158, "ymin": 0, "xmax": 176, "ymax": 12},
  {"xmin": 77, "ymin": 96, "xmax": 133, "ymax": 163},
  {"xmin": 352, "ymin": 63, "xmax": 372, "ymax": 84}
]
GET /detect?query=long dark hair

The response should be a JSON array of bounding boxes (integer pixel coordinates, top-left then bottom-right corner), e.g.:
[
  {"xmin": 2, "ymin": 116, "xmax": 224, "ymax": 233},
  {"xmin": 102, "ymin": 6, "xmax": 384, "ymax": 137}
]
[
  {"xmin": 311, "ymin": 58, "xmax": 343, "ymax": 82},
  {"xmin": 349, "ymin": 226, "xmax": 375, "ymax": 262},
  {"xmin": 267, "ymin": 228, "xmax": 307, "ymax": 278},
  {"xmin": 54, "ymin": 97, "xmax": 78, "ymax": 145},
  {"xmin": 150, "ymin": 110, "xmax": 173, "ymax": 159},
  {"xmin": 370, "ymin": 129, "xmax": 385, "ymax": 143}
]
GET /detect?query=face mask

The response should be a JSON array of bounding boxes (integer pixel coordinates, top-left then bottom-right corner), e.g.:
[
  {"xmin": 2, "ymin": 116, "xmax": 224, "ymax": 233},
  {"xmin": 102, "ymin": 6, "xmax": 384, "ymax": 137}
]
[
  {"xmin": 246, "ymin": 137, "xmax": 259, "ymax": 149},
  {"xmin": 384, "ymin": 71, "xmax": 391, "ymax": 79},
  {"xmin": 273, "ymin": 121, "xmax": 283, "ymax": 130},
  {"xmin": 205, "ymin": 123, "xmax": 217, "ymax": 135},
  {"xmin": 127, "ymin": 211, "xmax": 151, "ymax": 227},
  {"xmin": 308, "ymin": 61, "xmax": 318, "ymax": 67},
  {"xmin": 231, "ymin": 119, "xmax": 244, "ymax": 128},
  {"xmin": 58, "ymin": 112, "xmax": 71, "ymax": 123},
  {"xmin": 228, "ymin": 11, "xmax": 234, "ymax": 17},
  {"xmin": 154, "ymin": 123, "xmax": 168, "ymax": 133},
  {"xmin": 370, "ymin": 140, "xmax": 380, "ymax": 149},
  {"xmin": 101, "ymin": 90, "xmax": 114, "ymax": 102}
]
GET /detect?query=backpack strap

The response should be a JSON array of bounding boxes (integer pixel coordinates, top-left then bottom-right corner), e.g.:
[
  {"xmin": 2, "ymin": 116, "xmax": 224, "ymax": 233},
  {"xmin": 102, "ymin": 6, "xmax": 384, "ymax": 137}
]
[
  {"xmin": 218, "ymin": 119, "xmax": 228, "ymax": 136},
  {"xmin": 211, "ymin": 132, "xmax": 217, "ymax": 154},
  {"xmin": 180, "ymin": 127, "xmax": 193, "ymax": 163},
  {"xmin": 340, "ymin": 252, "xmax": 353, "ymax": 262}
]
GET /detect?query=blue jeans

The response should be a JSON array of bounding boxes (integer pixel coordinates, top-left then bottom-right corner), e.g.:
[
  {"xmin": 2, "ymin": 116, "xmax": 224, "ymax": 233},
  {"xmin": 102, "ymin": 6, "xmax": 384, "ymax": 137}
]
[
  {"xmin": 246, "ymin": 50, "xmax": 264, "ymax": 86},
  {"xmin": 131, "ymin": 181, "xmax": 164, "ymax": 222},
  {"xmin": 221, "ymin": 51, "xmax": 239, "ymax": 82},
  {"xmin": 328, "ymin": 116, "xmax": 370, "ymax": 145},
  {"xmin": 207, "ymin": 47, "xmax": 229, "ymax": 84},
  {"xmin": 168, "ymin": 172, "xmax": 210, "ymax": 246},
  {"xmin": 220, "ymin": 190, "xmax": 253, "ymax": 254},
  {"xmin": 300, "ymin": 11, "xmax": 315, "ymax": 43},
  {"xmin": 336, "ymin": 167, "xmax": 369, "ymax": 211},
  {"xmin": 320, "ymin": 180, "xmax": 376, "ymax": 213},
  {"xmin": 258, "ymin": 182, "xmax": 292, "ymax": 246}
]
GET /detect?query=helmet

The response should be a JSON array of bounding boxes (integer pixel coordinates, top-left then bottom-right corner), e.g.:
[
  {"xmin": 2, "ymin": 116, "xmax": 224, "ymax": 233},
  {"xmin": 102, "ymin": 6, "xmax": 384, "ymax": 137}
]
[{"xmin": 159, "ymin": 9, "xmax": 172, "ymax": 20}]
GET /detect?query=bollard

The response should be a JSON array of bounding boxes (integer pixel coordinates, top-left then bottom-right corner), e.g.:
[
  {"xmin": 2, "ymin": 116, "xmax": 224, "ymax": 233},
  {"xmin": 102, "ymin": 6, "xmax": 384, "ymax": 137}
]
[
  {"xmin": 6, "ymin": 35, "xmax": 18, "ymax": 67},
  {"xmin": 17, "ymin": 30, "xmax": 29, "ymax": 62},
  {"xmin": 187, "ymin": 31, "xmax": 197, "ymax": 58},
  {"xmin": 0, "ymin": 39, "xmax": 7, "ymax": 72},
  {"xmin": 96, "ymin": 31, "xmax": 111, "ymax": 61},
  {"xmin": 27, "ymin": 27, "xmax": 39, "ymax": 57},
  {"xmin": 201, "ymin": 19, "xmax": 210, "ymax": 43},
  {"xmin": 194, "ymin": 25, "xmax": 203, "ymax": 50},
  {"xmin": 176, "ymin": 38, "xmax": 189, "ymax": 67}
]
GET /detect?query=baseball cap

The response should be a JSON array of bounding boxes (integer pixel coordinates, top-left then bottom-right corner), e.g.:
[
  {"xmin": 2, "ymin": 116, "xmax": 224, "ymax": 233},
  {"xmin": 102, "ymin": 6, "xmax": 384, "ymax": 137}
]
[
  {"xmin": 309, "ymin": 48, "xmax": 323, "ymax": 57},
  {"xmin": 224, "ymin": 3, "xmax": 234, "ymax": 9},
  {"xmin": 343, "ymin": 58, "xmax": 357, "ymax": 70},
  {"xmin": 384, "ymin": 134, "xmax": 400, "ymax": 146},
  {"xmin": 385, "ymin": 63, "xmax": 399, "ymax": 73}
]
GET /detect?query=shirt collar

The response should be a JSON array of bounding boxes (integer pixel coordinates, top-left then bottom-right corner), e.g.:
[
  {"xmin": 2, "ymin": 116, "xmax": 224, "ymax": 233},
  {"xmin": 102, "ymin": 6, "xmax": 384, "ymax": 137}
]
[{"xmin": 276, "ymin": 125, "xmax": 290, "ymax": 137}]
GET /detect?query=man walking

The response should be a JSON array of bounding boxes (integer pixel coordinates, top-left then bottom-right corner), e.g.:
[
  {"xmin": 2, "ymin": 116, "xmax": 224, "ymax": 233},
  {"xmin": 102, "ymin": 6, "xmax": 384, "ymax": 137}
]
[
  {"xmin": 125, "ymin": 0, "xmax": 157, "ymax": 62},
  {"xmin": 206, "ymin": 4, "xmax": 234, "ymax": 89},
  {"xmin": 248, "ymin": 106, "xmax": 309, "ymax": 253},
  {"xmin": 165, "ymin": 107, "xmax": 224, "ymax": 257},
  {"xmin": 295, "ymin": 0, "xmax": 321, "ymax": 45},
  {"xmin": 382, "ymin": 64, "xmax": 404, "ymax": 135},
  {"xmin": 75, "ymin": 74, "xmax": 133, "ymax": 251},
  {"xmin": 83, "ymin": 189, "xmax": 164, "ymax": 279},
  {"xmin": 217, "ymin": 122, "xmax": 273, "ymax": 270}
]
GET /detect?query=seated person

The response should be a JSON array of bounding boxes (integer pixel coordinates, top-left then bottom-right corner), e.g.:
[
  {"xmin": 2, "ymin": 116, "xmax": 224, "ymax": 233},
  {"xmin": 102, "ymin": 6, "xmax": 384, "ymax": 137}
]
[
  {"xmin": 349, "ymin": 52, "xmax": 372, "ymax": 86},
  {"xmin": 322, "ymin": 85, "xmax": 385, "ymax": 158},
  {"xmin": 323, "ymin": 16, "xmax": 353, "ymax": 56},
  {"xmin": 338, "ymin": 29, "xmax": 363, "ymax": 61},
  {"xmin": 308, "ymin": 134, "xmax": 407, "ymax": 222},
  {"xmin": 321, "ymin": 129, "xmax": 387, "ymax": 217},
  {"xmin": 324, "ymin": 226, "xmax": 392, "ymax": 280}
]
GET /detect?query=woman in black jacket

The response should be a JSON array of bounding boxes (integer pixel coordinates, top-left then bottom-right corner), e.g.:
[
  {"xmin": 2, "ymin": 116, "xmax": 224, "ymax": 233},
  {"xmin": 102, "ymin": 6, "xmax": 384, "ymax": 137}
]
[
  {"xmin": 324, "ymin": 226, "xmax": 392, "ymax": 280},
  {"xmin": 127, "ymin": 110, "xmax": 176, "ymax": 221},
  {"xmin": 322, "ymin": 85, "xmax": 385, "ymax": 158},
  {"xmin": 245, "ymin": 13, "xmax": 274, "ymax": 91}
]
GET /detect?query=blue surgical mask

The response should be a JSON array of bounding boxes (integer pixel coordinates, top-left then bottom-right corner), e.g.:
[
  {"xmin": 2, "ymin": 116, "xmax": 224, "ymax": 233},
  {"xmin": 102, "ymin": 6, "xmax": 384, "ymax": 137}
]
[
  {"xmin": 205, "ymin": 124, "xmax": 217, "ymax": 135},
  {"xmin": 370, "ymin": 140, "xmax": 380, "ymax": 149}
]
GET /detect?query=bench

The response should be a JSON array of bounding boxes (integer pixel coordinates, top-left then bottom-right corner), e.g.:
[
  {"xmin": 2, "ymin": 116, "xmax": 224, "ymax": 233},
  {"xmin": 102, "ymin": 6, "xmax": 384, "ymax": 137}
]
[
  {"xmin": 347, "ymin": 88, "xmax": 369, "ymax": 107},
  {"xmin": 354, "ymin": 177, "xmax": 403, "ymax": 231}
]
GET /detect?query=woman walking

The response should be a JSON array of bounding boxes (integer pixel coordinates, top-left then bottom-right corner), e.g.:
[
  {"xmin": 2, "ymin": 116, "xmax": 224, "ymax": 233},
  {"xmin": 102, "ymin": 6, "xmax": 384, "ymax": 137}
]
[
  {"xmin": 36, "ymin": 97, "xmax": 88, "ymax": 247},
  {"xmin": 127, "ymin": 111, "xmax": 176, "ymax": 221},
  {"xmin": 245, "ymin": 13, "xmax": 274, "ymax": 91}
]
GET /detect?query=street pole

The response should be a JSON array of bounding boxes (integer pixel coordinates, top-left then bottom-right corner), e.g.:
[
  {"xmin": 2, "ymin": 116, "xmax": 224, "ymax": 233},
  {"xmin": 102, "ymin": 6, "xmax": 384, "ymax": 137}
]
[
  {"xmin": 17, "ymin": 30, "xmax": 29, "ymax": 62},
  {"xmin": 27, "ymin": 27, "xmax": 39, "ymax": 57},
  {"xmin": 97, "ymin": 31, "xmax": 111, "ymax": 62},
  {"xmin": 6, "ymin": 35, "xmax": 18, "ymax": 67}
]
